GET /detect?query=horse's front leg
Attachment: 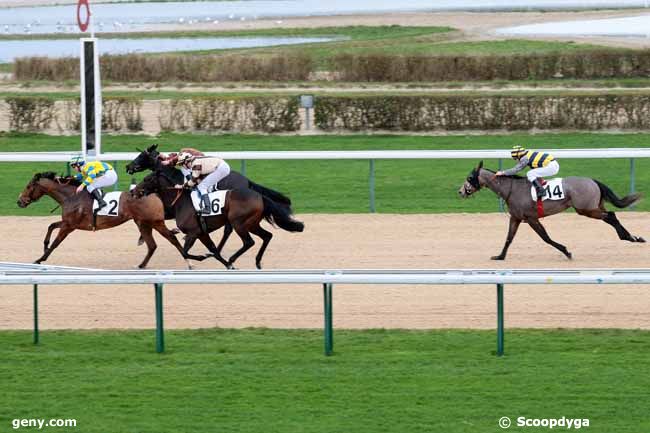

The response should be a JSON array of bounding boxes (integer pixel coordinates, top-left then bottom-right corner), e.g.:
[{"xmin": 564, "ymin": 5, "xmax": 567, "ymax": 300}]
[
  {"xmin": 34, "ymin": 225, "xmax": 74, "ymax": 264},
  {"xmin": 492, "ymin": 216, "xmax": 521, "ymax": 260},
  {"xmin": 528, "ymin": 219, "xmax": 572, "ymax": 259},
  {"xmin": 214, "ymin": 223, "xmax": 233, "ymax": 258},
  {"xmin": 43, "ymin": 221, "xmax": 63, "ymax": 253},
  {"xmin": 196, "ymin": 233, "xmax": 230, "ymax": 269}
]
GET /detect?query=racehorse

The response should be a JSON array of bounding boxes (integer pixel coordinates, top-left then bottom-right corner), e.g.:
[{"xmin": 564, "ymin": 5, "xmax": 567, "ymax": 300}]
[
  {"xmin": 125, "ymin": 143, "xmax": 292, "ymax": 251},
  {"xmin": 459, "ymin": 161, "xmax": 645, "ymax": 260},
  {"xmin": 135, "ymin": 169, "xmax": 304, "ymax": 269},
  {"xmin": 17, "ymin": 172, "xmax": 208, "ymax": 268}
]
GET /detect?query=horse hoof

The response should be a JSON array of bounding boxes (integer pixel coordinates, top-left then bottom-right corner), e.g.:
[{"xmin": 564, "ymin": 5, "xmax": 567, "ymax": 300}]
[
  {"xmin": 566, "ymin": 252, "xmax": 573, "ymax": 260},
  {"xmin": 256, "ymin": 262, "xmax": 262, "ymax": 270},
  {"xmin": 171, "ymin": 228, "xmax": 181, "ymax": 235},
  {"xmin": 491, "ymin": 255, "xmax": 505, "ymax": 261},
  {"xmin": 226, "ymin": 263, "xmax": 236, "ymax": 270},
  {"xmin": 636, "ymin": 236, "xmax": 646, "ymax": 243},
  {"xmin": 137, "ymin": 239, "xmax": 144, "ymax": 246}
]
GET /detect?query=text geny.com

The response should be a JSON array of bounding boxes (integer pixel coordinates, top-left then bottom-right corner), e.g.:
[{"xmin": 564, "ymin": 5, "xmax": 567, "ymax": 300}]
[{"xmin": 12, "ymin": 419, "xmax": 77, "ymax": 430}]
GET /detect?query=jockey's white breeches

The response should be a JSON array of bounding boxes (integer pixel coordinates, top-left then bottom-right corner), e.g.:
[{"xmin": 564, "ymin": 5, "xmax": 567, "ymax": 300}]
[
  {"xmin": 197, "ymin": 162, "xmax": 231, "ymax": 195},
  {"xmin": 527, "ymin": 160, "xmax": 559, "ymax": 182},
  {"xmin": 87, "ymin": 169, "xmax": 118, "ymax": 193}
]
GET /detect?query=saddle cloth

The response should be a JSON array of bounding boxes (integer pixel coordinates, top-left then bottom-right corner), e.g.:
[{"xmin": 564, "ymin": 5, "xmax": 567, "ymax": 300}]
[
  {"xmin": 190, "ymin": 190, "xmax": 227, "ymax": 216},
  {"xmin": 92, "ymin": 191, "xmax": 122, "ymax": 216},
  {"xmin": 530, "ymin": 178, "xmax": 565, "ymax": 202}
]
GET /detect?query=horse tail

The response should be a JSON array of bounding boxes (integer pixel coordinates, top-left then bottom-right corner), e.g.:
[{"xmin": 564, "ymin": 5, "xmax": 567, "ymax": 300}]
[
  {"xmin": 594, "ymin": 179, "xmax": 642, "ymax": 208},
  {"xmin": 262, "ymin": 196, "xmax": 304, "ymax": 233},
  {"xmin": 249, "ymin": 181, "xmax": 292, "ymax": 207}
]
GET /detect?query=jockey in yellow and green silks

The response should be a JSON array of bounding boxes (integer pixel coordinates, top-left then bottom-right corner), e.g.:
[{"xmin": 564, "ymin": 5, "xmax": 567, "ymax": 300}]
[
  {"xmin": 69, "ymin": 155, "xmax": 118, "ymax": 210},
  {"xmin": 495, "ymin": 145, "xmax": 560, "ymax": 199}
]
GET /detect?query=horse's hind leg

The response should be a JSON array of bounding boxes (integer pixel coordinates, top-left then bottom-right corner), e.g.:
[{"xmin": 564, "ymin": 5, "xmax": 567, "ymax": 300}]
[
  {"xmin": 492, "ymin": 216, "xmax": 521, "ymax": 260},
  {"xmin": 250, "ymin": 224, "xmax": 273, "ymax": 269},
  {"xmin": 34, "ymin": 225, "xmax": 74, "ymax": 264},
  {"xmin": 43, "ymin": 221, "xmax": 62, "ymax": 253},
  {"xmin": 527, "ymin": 219, "xmax": 572, "ymax": 259},
  {"xmin": 137, "ymin": 225, "xmax": 157, "ymax": 269},
  {"xmin": 576, "ymin": 209, "xmax": 645, "ymax": 243}
]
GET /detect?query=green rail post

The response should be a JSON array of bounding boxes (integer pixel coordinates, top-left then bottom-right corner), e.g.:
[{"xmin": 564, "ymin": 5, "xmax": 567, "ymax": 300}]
[
  {"xmin": 241, "ymin": 160, "xmax": 247, "ymax": 177},
  {"xmin": 369, "ymin": 159, "xmax": 376, "ymax": 213},
  {"xmin": 65, "ymin": 162, "xmax": 71, "ymax": 177},
  {"xmin": 497, "ymin": 283, "xmax": 504, "ymax": 356},
  {"xmin": 498, "ymin": 158, "xmax": 504, "ymax": 212},
  {"xmin": 630, "ymin": 158, "xmax": 636, "ymax": 210},
  {"xmin": 33, "ymin": 284, "xmax": 39, "ymax": 345},
  {"xmin": 113, "ymin": 161, "xmax": 119, "ymax": 191},
  {"xmin": 323, "ymin": 283, "xmax": 333, "ymax": 356},
  {"xmin": 154, "ymin": 283, "xmax": 165, "ymax": 353}
]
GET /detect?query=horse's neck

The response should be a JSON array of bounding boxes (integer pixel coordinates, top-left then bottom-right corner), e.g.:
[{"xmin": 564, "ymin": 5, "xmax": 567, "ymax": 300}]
[
  {"xmin": 41, "ymin": 180, "xmax": 75, "ymax": 204},
  {"xmin": 481, "ymin": 170, "xmax": 515, "ymax": 199}
]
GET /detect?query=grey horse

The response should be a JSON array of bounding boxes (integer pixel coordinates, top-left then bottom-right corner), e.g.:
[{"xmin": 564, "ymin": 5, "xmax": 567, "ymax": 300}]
[{"xmin": 459, "ymin": 161, "xmax": 645, "ymax": 260}]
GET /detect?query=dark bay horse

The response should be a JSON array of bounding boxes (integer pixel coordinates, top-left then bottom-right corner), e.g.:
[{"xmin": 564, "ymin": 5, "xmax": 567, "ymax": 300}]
[
  {"xmin": 135, "ymin": 170, "xmax": 304, "ymax": 269},
  {"xmin": 18, "ymin": 172, "xmax": 208, "ymax": 268},
  {"xmin": 459, "ymin": 161, "xmax": 645, "ymax": 260},
  {"xmin": 125, "ymin": 144, "xmax": 292, "ymax": 251}
]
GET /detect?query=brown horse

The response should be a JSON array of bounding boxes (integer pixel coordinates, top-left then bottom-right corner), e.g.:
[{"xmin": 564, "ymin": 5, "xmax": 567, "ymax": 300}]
[
  {"xmin": 17, "ymin": 172, "xmax": 208, "ymax": 268},
  {"xmin": 135, "ymin": 169, "xmax": 304, "ymax": 269}
]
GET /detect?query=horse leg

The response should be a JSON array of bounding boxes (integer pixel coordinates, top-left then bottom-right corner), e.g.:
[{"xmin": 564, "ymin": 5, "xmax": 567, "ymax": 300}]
[
  {"xmin": 576, "ymin": 208, "xmax": 646, "ymax": 243},
  {"xmin": 34, "ymin": 225, "xmax": 74, "ymax": 264},
  {"xmin": 195, "ymin": 233, "xmax": 230, "ymax": 269},
  {"xmin": 43, "ymin": 221, "xmax": 62, "ymax": 253},
  {"xmin": 137, "ymin": 225, "xmax": 157, "ymax": 269},
  {"xmin": 250, "ymin": 224, "xmax": 273, "ymax": 270},
  {"xmin": 213, "ymin": 222, "xmax": 233, "ymax": 259},
  {"xmin": 226, "ymin": 224, "xmax": 255, "ymax": 269},
  {"xmin": 152, "ymin": 221, "xmax": 209, "ymax": 269},
  {"xmin": 492, "ymin": 216, "xmax": 521, "ymax": 260},
  {"xmin": 527, "ymin": 219, "xmax": 572, "ymax": 259}
]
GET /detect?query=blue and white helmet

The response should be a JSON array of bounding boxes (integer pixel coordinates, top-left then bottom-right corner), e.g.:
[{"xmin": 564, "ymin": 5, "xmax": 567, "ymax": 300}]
[{"xmin": 69, "ymin": 155, "xmax": 86, "ymax": 168}]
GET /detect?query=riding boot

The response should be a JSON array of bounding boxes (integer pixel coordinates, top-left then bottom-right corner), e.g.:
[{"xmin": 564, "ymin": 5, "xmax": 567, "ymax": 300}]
[
  {"xmin": 532, "ymin": 179, "xmax": 545, "ymax": 199},
  {"xmin": 200, "ymin": 193, "xmax": 211, "ymax": 215},
  {"xmin": 91, "ymin": 189, "xmax": 107, "ymax": 210}
]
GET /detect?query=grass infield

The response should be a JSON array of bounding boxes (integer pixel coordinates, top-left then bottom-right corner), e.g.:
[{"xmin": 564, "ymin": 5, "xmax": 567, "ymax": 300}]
[
  {"xmin": 1, "ymin": 132, "xmax": 649, "ymax": 216},
  {"xmin": 0, "ymin": 328, "xmax": 649, "ymax": 432}
]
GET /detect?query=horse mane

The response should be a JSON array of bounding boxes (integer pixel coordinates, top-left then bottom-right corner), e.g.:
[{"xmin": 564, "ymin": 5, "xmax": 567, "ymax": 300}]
[
  {"xmin": 480, "ymin": 168, "xmax": 525, "ymax": 180},
  {"xmin": 31, "ymin": 171, "xmax": 82, "ymax": 186}
]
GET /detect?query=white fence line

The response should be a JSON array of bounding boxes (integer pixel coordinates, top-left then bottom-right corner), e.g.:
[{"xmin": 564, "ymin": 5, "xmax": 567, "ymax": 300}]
[
  {"xmin": 6, "ymin": 267, "xmax": 650, "ymax": 356},
  {"xmin": 2, "ymin": 268, "xmax": 650, "ymax": 285},
  {"xmin": 1, "ymin": 148, "xmax": 650, "ymax": 161}
]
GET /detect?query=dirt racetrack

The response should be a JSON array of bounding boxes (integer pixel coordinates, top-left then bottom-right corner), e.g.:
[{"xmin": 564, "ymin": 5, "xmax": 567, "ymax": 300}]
[{"xmin": 0, "ymin": 213, "xmax": 648, "ymax": 330}]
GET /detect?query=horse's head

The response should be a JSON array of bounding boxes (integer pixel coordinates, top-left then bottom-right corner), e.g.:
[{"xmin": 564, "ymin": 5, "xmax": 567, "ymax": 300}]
[
  {"xmin": 458, "ymin": 161, "xmax": 484, "ymax": 198},
  {"xmin": 17, "ymin": 172, "xmax": 58, "ymax": 207},
  {"xmin": 126, "ymin": 144, "xmax": 159, "ymax": 175}
]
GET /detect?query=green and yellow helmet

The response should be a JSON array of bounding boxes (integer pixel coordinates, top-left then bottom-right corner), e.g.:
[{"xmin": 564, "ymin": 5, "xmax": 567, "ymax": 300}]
[
  {"xmin": 69, "ymin": 154, "xmax": 86, "ymax": 168},
  {"xmin": 510, "ymin": 145, "xmax": 527, "ymax": 159}
]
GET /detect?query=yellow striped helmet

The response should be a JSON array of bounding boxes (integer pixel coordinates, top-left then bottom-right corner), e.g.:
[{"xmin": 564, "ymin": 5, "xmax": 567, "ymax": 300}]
[{"xmin": 511, "ymin": 145, "xmax": 527, "ymax": 159}]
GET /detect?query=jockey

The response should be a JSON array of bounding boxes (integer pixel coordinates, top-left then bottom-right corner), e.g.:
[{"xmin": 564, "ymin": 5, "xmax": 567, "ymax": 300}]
[
  {"xmin": 160, "ymin": 147, "xmax": 204, "ymax": 181},
  {"xmin": 175, "ymin": 152, "xmax": 231, "ymax": 215},
  {"xmin": 69, "ymin": 155, "xmax": 118, "ymax": 210},
  {"xmin": 496, "ymin": 145, "xmax": 559, "ymax": 199}
]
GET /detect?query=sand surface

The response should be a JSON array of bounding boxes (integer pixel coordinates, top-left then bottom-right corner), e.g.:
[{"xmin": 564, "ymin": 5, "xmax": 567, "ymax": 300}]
[{"xmin": 0, "ymin": 213, "xmax": 648, "ymax": 330}]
